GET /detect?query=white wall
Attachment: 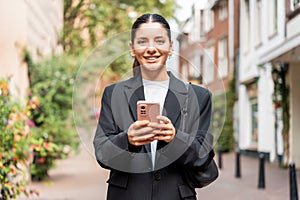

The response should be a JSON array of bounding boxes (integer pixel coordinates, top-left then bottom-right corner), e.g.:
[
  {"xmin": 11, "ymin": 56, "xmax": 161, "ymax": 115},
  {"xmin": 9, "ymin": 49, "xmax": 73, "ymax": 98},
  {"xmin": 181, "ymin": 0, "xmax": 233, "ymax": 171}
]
[
  {"xmin": 238, "ymin": 85, "xmax": 252, "ymax": 149},
  {"xmin": 0, "ymin": 0, "xmax": 63, "ymax": 101},
  {"xmin": 258, "ymin": 0, "xmax": 286, "ymax": 55},
  {"xmin": 238, "ymin": 0, "xmax": 287, "ymax": 158},
  {"xmin": 257, "ymin": 63, "xmax": 275, "ymax": 156},
  {"xmin": 239, "ymin": 0, "xmax": 258, "ymax": 83},
  {"xmin": 0, "ymin": 1, "xmax": 28, "ymax": 101},
  {"xmin": 25, "ymin": 0, "xmax": 63, "ymax": 60}
]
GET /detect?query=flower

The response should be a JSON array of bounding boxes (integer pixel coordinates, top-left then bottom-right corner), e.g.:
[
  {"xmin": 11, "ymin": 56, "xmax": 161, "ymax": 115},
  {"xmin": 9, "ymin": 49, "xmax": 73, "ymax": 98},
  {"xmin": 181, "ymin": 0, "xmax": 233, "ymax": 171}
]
[
  {"xmin": 28, "ymin": 96, "xmax": 40, "ymax": 110},
  {"xmin": 37, "ymin": 157, "xmax": 46, "ymax": 164},
  {"xmin": 9, "ymin": 113, "xmax": 18, "ymax": 121},
  {"xmin": 0, "ymin": 80, "xmax": 9, "ymax": 96},
  {"xmin": 43, "ymin": 142, "xmax": 50, "ymax": 150},
  {"xmin": 14, "ymin": 134, "xmax": 21, "ymax": 142},
  {"xmin": 68, "ymin": 66, "xmax": 74, "ymax": 72},
  {"xmin": 0, "ymin": 79, "xmax": 33, "ymax": 199},
  {"xmin": 26, "ymin": 120, "xmax": 36, "ymax": 127}
]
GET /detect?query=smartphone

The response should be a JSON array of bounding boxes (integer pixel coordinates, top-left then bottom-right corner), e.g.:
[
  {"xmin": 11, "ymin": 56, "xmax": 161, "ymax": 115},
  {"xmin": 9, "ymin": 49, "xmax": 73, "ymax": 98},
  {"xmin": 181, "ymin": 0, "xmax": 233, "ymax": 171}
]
[{"xmin": 137, "ymin": 101, "xmax": 160, "ymax": 122}]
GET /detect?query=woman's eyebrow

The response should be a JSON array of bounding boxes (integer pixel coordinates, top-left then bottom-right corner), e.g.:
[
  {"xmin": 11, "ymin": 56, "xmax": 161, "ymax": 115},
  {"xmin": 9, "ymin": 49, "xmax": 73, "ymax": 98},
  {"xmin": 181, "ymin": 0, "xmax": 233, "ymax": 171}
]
[
  {"xmin": 136, "ymin": 36, "xmax": 165, "ymax": 39},
  {"xmin": 136, "ymin": 37, "xmax": 148, "ymax": 40}
]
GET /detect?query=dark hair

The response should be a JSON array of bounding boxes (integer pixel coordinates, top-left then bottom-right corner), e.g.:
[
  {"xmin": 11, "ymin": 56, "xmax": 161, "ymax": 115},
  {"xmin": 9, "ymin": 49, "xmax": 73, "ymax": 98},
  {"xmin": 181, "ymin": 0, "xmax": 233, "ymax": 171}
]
[
  {"xmin": 131, "ymin": 13, "xmax": 171, "ymax": 44},
  {"xmin": 131, "ymin": 13, "xmax": 171, "ymax": 75}
]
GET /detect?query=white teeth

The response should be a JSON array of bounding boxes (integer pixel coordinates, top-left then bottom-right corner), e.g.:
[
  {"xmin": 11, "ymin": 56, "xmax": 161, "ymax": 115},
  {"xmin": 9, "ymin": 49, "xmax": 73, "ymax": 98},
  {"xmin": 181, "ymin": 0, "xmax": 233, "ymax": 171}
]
[{"xmin": 145, "ymin": 56, "xmax": 159, "ymax": 60}]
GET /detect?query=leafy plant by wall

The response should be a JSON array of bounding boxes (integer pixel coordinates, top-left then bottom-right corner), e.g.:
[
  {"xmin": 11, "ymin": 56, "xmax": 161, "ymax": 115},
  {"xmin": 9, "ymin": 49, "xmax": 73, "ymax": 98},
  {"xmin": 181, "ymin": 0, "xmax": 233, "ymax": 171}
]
[
  {"xmin": 212, "ymin": 78, "xmax": 236, "ymax": 152},
  {"xmin": 0, "ymin": 79, "xmax": 32, "ymax": 199},
  {"xmin": 26, "ymin": 54, "xmax": 80, "ymax": 180},
  {"xmin": 272, "ymin": 64, "xmax": 290, "ymax": 166}
]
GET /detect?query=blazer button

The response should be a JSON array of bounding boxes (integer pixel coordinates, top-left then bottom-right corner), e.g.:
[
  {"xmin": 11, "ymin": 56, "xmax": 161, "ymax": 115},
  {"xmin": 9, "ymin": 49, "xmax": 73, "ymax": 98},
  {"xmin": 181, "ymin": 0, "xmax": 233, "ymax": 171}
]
[{"xmin": 154, "ymin": 172, "xmax": 161, "ymax": 181}]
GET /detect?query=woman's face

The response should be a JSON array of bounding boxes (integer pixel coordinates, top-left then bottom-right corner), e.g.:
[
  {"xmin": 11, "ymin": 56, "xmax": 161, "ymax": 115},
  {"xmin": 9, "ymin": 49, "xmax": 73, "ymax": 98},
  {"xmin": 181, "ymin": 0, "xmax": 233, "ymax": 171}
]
[{"xmin": 130, "ymin": 22, "xmax": 173, "ymax": 74}]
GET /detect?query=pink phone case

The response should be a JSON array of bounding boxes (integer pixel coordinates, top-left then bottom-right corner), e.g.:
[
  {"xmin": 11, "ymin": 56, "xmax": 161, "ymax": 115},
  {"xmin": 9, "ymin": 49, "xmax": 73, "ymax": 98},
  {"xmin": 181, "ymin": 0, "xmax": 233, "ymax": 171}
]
[{"xmin": 137, "ymin": 101, "xmax": 160, "ymax": 122}]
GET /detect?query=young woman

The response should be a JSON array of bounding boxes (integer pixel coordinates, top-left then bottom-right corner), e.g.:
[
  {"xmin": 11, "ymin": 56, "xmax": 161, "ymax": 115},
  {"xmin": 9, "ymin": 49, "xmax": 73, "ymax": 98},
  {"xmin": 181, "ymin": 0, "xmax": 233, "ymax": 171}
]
[{"xmin": 94, "ymin": 13, "xmax": 217, "ymax": 200}]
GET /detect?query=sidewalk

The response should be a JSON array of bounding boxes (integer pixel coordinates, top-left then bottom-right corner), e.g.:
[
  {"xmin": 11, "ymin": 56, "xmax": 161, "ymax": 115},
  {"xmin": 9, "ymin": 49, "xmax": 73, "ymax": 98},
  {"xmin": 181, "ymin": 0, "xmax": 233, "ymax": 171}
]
[
  {"xmin": 198, "ymin": 152, "xmax": 300, "ymax": 200},
  {"xmin": 20, "ymin": 148, "xmax": 299, "ymax": 200},
  {"xmin": 20, "ymin": 146, "xmax": 109, "ymax": 200}
]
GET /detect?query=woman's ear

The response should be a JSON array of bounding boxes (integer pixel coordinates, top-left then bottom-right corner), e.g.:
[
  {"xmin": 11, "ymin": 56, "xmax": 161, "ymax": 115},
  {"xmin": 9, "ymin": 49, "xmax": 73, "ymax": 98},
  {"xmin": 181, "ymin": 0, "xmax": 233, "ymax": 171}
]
[{"xmin": 130, "ymin": 42, "xmax": 135, "ymax": 57}]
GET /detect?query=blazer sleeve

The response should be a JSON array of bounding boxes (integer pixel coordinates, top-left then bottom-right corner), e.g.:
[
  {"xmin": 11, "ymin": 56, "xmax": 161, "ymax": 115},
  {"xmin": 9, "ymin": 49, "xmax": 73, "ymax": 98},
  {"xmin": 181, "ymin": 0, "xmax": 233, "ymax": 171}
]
[
  {"xmin": 175, "ymin": 85, "xmax": 215, "ymax": 170},
  {"xmin": 93, "ymin": 85, "xmax": 141, "ymax": 170}
]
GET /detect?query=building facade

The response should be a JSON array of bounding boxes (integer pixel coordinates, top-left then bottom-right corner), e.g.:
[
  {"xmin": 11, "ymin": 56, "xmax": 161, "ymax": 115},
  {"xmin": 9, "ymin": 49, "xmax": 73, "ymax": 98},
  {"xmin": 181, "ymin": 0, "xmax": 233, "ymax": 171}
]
[
  {"xmin": 178, "ymin": 0, "xmax": 239, "ymax": 93},
  {"xmin": 177, "ymin": 2, "xmax": 206, "ymax": 85},
  {"xmin": 0, "ymin": 0, "xmax": 63, "ymax": 101},
  {"xmin": 239, "ymin": 0, "xmax": 300, "ymax": 167},
  {"xmin": 178, "ymin": 0, "xmax": 240, "ymax": 151},
  {"xmin": 179, "ymin": 0, "xmax": 300, "ymax": 168}
]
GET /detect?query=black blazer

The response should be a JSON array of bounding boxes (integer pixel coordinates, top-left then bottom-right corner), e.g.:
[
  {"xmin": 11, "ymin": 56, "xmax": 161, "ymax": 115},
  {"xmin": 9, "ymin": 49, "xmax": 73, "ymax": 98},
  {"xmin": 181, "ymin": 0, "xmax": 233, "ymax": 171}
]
[{"xmin": 94, "ymin": 72, "xmax": 215, "ymax": 200}]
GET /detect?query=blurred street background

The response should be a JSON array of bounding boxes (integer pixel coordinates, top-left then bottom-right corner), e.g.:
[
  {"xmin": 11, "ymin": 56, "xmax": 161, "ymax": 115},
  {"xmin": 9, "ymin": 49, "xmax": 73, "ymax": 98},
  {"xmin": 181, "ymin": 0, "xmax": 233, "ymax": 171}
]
[
  {"xmin": 1, "ymin": 0, "xmax": 300, "ymax": 199},
  {"xmin": 19, "ymin": 145, "xmax": 300, "ymax": 200}
]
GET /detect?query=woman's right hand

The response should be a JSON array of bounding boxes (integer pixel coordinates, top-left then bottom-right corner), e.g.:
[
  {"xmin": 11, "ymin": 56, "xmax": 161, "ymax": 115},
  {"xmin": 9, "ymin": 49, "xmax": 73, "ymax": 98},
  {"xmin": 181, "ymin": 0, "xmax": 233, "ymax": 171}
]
[{"xmin": 127, "ymin": 120, "xmax": 155, "ymax": 146}]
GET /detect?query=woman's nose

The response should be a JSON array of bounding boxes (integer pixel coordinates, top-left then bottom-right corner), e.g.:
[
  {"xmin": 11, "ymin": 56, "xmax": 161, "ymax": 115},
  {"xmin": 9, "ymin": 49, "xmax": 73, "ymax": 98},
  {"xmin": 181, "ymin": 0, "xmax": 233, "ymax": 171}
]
[{"xmin": 147, "ymin": 42, "xmax": 156, "ymax": 52}]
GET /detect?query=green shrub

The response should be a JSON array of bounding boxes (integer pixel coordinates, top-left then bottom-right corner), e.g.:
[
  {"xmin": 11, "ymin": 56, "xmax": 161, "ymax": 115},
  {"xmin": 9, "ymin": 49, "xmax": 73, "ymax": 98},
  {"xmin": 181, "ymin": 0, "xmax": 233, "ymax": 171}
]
[
  {"xmin": 0, "ymin": 79, "xmax": 32, "ymax": 199},
  {"xmin": 27, "ymin": 54, "xmax": 80, "ymax": 180},
  {"xmin": 212, "ymin": 78, "xmax": 236, "ymax": 152},
  {"xmin": 220, "ymin": 77, "xmax": 236, "ymax": 152}
]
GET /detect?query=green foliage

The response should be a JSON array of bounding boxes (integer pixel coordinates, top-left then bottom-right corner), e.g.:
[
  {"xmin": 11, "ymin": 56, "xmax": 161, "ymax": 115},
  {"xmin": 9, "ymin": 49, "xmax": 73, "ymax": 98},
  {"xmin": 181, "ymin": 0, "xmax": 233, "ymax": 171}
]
[
  {"xmin": 213, "ymin": 78, "xmax": 236, "ymax": 152},
  {"xmin": 62, "ymin": 0, "xmax": 177, "ymax": 56},
  {"xmin": 29, "ymin": 134, "xmax": 60, "ymax": 181},
  {"xmin": 272, "ymin": 64, "xmax": 290, "ymax": 166},
  {"xmin": 0, "ymin": 79, "xmax": 32, "ymax": 199},
  {"xmin": 61, "ymin": 0, "xmax": 178, "ymax": 82},
  {"xmin": 27, "ymin": 54, "xmax": 80, "ymax": 180}
]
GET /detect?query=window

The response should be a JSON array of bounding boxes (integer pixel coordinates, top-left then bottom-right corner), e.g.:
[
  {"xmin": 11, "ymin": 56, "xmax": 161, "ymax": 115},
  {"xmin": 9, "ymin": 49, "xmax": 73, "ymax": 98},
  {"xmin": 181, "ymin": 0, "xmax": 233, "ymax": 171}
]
[
  {"xmin": 189, "ymin": 53, "xmax": 201, "ymax": 79},
  {"xmin": 291, "ymin": 0, "xmax": 300, "ymax": 10},
  {"xmin": 243, "ymin": 0, "xmax": 250, "ymax": 53},
  {"xmin": 204, "ymin": 10, "xmax": 215, "ymax": 33},
  {"xmin": 255, "ymin": 0, "xmax": 262, "ymax": 45},
  {"xmin": 218, "ymin": 37, "xmax": 228, "ymax": 78},
  {"xmin": 247, "ymin": 82, "xmax": 258, "ymax": 148},
  {"xmin": 268, "ymin": 0, "xmax": 278, "ymax": 36},
  {"xmin": 204, "ymin": 45, "xmax": 215, "ymax": 84},
  {"xmin": 219, "ymin": 2, "xmax": 228, "ymax": 21},
  {"xmin": 250, "ymin": 98, "xmax": 258, "ymax": 146}
]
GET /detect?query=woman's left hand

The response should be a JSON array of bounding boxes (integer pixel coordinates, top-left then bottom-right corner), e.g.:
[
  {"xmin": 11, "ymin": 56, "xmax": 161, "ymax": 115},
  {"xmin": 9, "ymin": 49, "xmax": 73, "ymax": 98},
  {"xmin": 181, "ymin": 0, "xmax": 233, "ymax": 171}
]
[{"xmin": 148, "ymin": 116, "xmax": 175, "ymax": 143}]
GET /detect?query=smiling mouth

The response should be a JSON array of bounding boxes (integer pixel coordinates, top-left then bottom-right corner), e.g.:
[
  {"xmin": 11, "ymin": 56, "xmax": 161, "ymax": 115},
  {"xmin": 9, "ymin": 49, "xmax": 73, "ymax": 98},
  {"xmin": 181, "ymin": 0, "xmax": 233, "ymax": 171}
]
[{"xmin": 144, "ymin": 56, "xmax": 160, "ymax": 61}]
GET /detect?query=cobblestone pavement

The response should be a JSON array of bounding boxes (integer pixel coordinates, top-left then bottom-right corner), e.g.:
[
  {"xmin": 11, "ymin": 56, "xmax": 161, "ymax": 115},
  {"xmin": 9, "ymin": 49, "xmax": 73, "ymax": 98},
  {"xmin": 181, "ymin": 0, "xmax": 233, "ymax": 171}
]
[{"xmin": 19, "ymin": 146, "xmax": 299, "ymax": 200}]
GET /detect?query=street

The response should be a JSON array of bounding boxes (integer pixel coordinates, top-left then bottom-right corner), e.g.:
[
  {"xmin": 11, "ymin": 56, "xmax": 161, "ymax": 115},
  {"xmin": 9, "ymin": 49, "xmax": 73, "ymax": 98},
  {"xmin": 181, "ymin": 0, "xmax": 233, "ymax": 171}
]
[{"xmin": 20, "ymin": 146, "xmax": 299, "ymax": 200}]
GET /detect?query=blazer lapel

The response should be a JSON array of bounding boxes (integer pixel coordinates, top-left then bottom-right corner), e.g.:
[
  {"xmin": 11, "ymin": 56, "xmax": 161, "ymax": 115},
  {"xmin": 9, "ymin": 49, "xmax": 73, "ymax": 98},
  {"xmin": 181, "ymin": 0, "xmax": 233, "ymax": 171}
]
[
  {"xmin": 124, "ymin": 74, "xmax": 144, "ymax": 122},
  {"xmin": 163, "ymin": 72, "xmax": 188, "ymax": 127},
  {"xmin": 158, "ymin": 72, "xmax": 189, "ymax": 150}
]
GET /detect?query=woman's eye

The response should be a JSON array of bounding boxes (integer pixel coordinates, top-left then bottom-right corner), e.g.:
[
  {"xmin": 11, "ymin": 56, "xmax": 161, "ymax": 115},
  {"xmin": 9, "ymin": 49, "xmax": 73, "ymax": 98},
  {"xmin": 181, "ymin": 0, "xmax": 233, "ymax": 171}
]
[
  {"xmin": 137, "ymin": 40, "xmax": 147, "ymax": 45},
  {"xmin": 155, "ymin": 40, "xmax": 165, "ymax": 45}
]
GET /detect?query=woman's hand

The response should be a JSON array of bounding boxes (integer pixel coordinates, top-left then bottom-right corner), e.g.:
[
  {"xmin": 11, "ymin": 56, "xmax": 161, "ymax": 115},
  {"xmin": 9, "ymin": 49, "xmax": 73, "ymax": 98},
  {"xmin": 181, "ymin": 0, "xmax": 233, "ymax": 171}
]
[
  {"xmin": 127, "ymin": 120, "xmax": 155, "ymax": 146},
  {"xmin": 149, "ymin": 116, "xmax": 175, "ymax": 143}
]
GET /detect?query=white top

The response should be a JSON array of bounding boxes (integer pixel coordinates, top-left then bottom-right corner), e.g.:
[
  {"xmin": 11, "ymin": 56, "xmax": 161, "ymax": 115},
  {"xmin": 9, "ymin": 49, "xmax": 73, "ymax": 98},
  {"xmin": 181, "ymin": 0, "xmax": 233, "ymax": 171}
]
[{"xmin": 142, "ymin": 78, "xmax": 169, "ymax": 169}]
